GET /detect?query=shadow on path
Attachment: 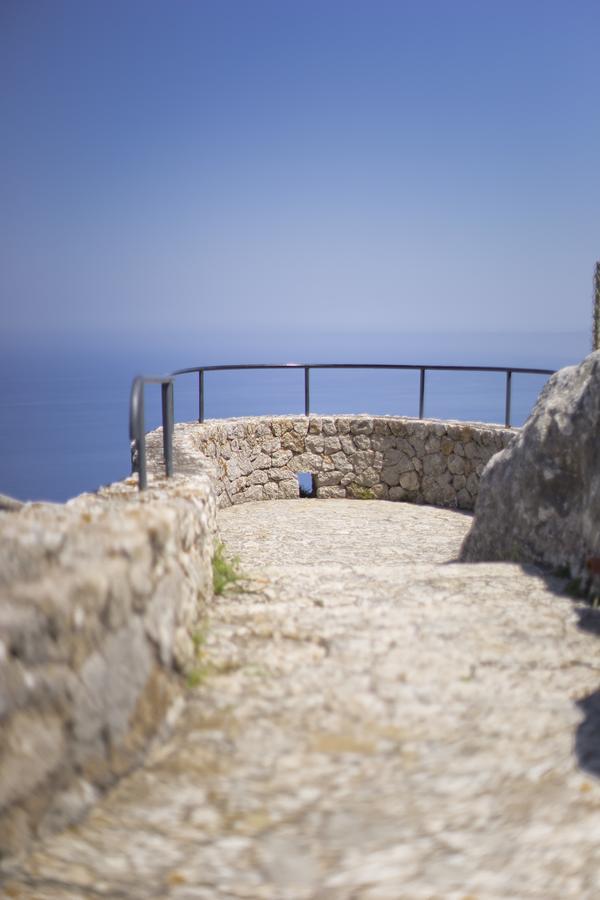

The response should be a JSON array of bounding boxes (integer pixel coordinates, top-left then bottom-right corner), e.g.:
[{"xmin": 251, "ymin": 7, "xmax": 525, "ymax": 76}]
[
  {"xmin": 539, "ymin": 574, "xmax": 600, "ymax": 779},
  {"xmin": 573, "ymin": 606, "xmax": 600, "ymax": 778}
]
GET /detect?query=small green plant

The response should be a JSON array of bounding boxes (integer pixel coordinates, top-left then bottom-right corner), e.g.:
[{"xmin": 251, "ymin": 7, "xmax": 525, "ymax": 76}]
[
  {"xmin": 186, "ymin": 663, "xmax": 212, "ymax": 688},
  {"xmin": 212, "ymin": 542, "xmax": 242, "ymax": 595},
  {"xmin": 349, "ymin": 484, "xmax": 376, "ymax": 500},
  {"xmin": 186, "ymin": 620, "xmax": 213, "ymax": 688},
  {"xmin": 191, "ymin": 624, "xmax": 208, "ymax": 652}
]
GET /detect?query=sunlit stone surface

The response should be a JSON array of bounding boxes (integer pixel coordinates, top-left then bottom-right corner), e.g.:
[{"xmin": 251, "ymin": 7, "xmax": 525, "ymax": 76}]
[{"xmin": 4, "ymin": 499, "xmax": 600, "ymax": 898}]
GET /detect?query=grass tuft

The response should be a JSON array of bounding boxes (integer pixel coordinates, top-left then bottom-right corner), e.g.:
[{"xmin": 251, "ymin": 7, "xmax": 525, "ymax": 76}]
[
  {"xmin": 349, "ymin": 484, "xmax": 376, "ymax": 500},
  {"xmin": 212, "ymin": 542, "xmax": 243, "ymax": 595},
  {"xmin": 186, "ymin": 620, "xmax": 212, "ymax": 688}
]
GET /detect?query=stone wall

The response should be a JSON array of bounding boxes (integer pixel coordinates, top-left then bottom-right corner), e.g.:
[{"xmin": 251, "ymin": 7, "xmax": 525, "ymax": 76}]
[
  {"xmin": 0, "ymin": 473, "xmax": 216, "ymax": 859},
  {"xmin": 148, "ymin": 415, "xmax": 515, "ymax": 511},
  {"xmin": 1, "ymin": 412, "xmax": 514, "ymax": 859}
]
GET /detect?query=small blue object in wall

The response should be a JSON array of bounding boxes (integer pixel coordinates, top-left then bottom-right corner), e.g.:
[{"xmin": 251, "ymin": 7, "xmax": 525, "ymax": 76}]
[{"xmin": 297, "ymin": 472, "xmax": 314, "ymax": 498}]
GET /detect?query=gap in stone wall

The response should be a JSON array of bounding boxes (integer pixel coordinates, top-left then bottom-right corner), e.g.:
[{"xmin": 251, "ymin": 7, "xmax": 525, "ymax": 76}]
[{"xmin": 297, "ymin": 472, "xmax": 316, "ymax": 498}]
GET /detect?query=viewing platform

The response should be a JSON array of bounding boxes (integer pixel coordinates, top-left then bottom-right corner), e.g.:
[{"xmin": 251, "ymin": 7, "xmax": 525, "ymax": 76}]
[
  {"xmin": 4, "ymin": 353, "xmax": 600, "ymax": 898},
  {"xmin": 3, "ymin": 498, "xmax": 600, "ymax": 898}
]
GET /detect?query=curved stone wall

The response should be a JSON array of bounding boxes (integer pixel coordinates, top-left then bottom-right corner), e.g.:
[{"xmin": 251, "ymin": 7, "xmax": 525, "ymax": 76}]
[
  {"xmin": 0, "ymin": 474, "xmax": 216, "ymax": 859},
  {"xmin": 0, "ymin": 412, "xmax": 514, "ymax": 859},
  {"xmin": 149, "ymin": 415, "xmax": 515, "ymax": 511}
]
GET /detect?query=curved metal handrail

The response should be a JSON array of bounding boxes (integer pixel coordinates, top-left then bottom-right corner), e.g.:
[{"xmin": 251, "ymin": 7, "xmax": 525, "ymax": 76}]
[
  {"xmin": 129, "ymin": 375, "xmax": 174, "ymax": 490},
  {"xmin": 131, "ymin": 362, "xmax": 555, "ymax": 490},
  {"xmin": 171, "ymin": 362, "xmax": 555, "ymax": 427}
]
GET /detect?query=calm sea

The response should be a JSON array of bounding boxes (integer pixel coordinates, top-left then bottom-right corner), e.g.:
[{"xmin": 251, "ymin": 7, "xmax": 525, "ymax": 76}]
[{"xmin": 0, "ymin": 330, "xmax": 589, "ymax": 503}]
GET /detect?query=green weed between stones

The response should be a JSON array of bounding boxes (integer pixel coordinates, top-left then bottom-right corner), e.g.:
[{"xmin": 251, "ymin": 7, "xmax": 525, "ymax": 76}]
[
  {"xmin": 186, "ymin": 546, "xmax": 250, "ymax": 688},
  {"xmin": 349, "ymin": 484, "xmax": 376, "ymax": 500},
  {"xmin": 212, "ymin": 542, "xmax": 243, "ymax": 595},
  {"xmin": 186, "ymin": 621, "xmax": 213, "ymax": 688}
]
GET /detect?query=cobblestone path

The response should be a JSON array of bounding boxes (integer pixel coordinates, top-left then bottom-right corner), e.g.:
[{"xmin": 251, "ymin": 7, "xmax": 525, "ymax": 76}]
[{"xmin": 3, "ymin": 500, "xmax": 600, "ymax": 899}]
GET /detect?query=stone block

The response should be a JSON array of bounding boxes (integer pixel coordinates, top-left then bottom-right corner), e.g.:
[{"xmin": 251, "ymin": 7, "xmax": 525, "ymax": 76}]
[
  {"xmin": 316, "ymin": 486, "xmax": 346, "ymax": 499},
  {"xmin": 322, "ymin": 436, "xmax": 341, "ymax": 454},
  {"xmin": 422, "ymin": 453, "xmax": 445, "ymax": 477},
  {"xmin": 424, "ymin": 435, "xmax": 441, "ymax": 454},
  {"xmin": 315, "ymin": 471, "xmax": 343, "ymax": 487},
  {"xmin": 330, "ymin": 452, "xmax": 353, "ymax": 473},
  {"xmin": 350, "ymin": 449, "xmax": 377, "ymax": 470},
  {"xmin": 466, "ymin": 473, "xmax": 479, "ymax": 495},
  {"xmin": 305, "ymin": 435, "xmax": 325, "ymax": 454},
  {"xmin": 251, "ymin": 453, "xmax": 271, "ymax": 470},
  {"xmin": 371, "ymin": 483, "xmax": 389, "ymax": 499},
  {"xmin": 349, "ymin": 418, "xmax": 374, "ymax": 435},
  {"xmin": 408, "ymin": 435, "xmax": 426, "ymax": 457},
  {"xmin": 269, "ymin": 466, "xmax": 296, "ymax": 482},
  {"xmin": 388, "ymin": 420, "xmax": 409, "ymax": 436},
  {"xmin": 272, "ymin": 449, "xmax": 293, "ymax": 468},
  {"xmin": 281, "ymin": 431, "xmax": 305, "ymax": 453},
  {"xmin": 248, "ymin": 469, "xmax": 268, "ymax": 485},
  {"xmin": 372, "ymin": 419, "xmax": 391, "ymax": 435},
  {"xmin": 294, "ymin": 452, "xmax": 325, "ymax": 472},
  {"xmin": 334, "ymin": 417, "xmax": 351, "ymax": 434},
  {"xmin": 381, "ymin": 465, "xmax": 401, "ymax": 487},
  {"xmin": 239, "ymin": 485, "xmax": 264, "ymax": 503},
  {"xmin": 278, "ymin": 480, "xmax": 300, "ymax": 499},
  {"xmin": 0, "ymin": 711, "xmax": 65, "ymax": 809},
  {"xmin": 399, "ymin": 471, "xmax": 419, "ymax": 491},
  {"xmin": 292, "ymin": 419, "xmax": 309, "ymax": 436},
  {"xmin": 262, "ymin": 481, "xmax": 280, "ymax": 500},
  {"xmin": 447, "ymin": 454, "xmax": 465, "ymax": 476},
  {"xmin": 457, "ymin": 488, "xmax": 473, "ymax": 509},
  {"xmin": 440, "ymin": 436, "xmax": 454, "ymax": 456},
  {"xmin": 353, "ymin": 434, "xmax": 371, "ymax": 450},
  {"xmin": 355, "ymin": 467, "xmax": 380, "ymax": 487},
  {"xmin": 339, "ymin": 436, "xmax": 355, "ymax": 455},
  {"xmin": 382, "ymin": 449, "xmax": 413, "ymax": 472}
]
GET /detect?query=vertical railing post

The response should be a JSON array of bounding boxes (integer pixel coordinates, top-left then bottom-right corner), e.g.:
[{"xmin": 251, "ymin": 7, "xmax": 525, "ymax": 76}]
[
  {"xmin": 137, "ymin": 387, "xmax": 147, "ymax": 491},
  {"xmin": 419, "ymin": 368, "xmax": 426, "ymax": 419},
  {"xmin": 304, "ymin": 366, "xmax": 310, "ymax": 415},
  {"xmin": 161, "ymin": 380, "xmax": 174, "ymax": 477},
  {"xmin": 504, "ymin": 369, "xmax": 512, "ymax": 427},
  {"xmin": 199, "ymin": 369, "xmax": 205, "ymax": 423}
]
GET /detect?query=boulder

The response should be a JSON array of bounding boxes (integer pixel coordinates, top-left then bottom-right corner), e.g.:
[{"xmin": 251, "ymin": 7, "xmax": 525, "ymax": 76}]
[
  {"xmin": 460, "ymin": 352, "xmax": 600, "ymax": 597},
  {"xmin": 0, "ymin": 493, "xmax": 23, "ymax": 511}
]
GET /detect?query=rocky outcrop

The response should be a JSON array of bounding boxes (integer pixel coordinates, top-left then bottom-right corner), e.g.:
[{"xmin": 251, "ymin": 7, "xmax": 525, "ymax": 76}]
[
  {"xmin": 0, "ymin": 493, "xmax": 23, "ymax": 512},
  {"xmin": 0, "ymin": 473, "xmax": 216, "ymax": 859},
  {"xmin": 147, "ymin": 415, "xmax": 514, "ymax": 511},
  {"xmin": 461, "ymin": 352, "xmax": 600, "ymax": 596}
]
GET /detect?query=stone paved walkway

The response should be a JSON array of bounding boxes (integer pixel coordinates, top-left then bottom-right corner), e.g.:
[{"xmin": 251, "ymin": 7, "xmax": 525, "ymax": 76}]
[{"xmin": 3, "ymin": 500, "xmax": 600, "ymax": 899}]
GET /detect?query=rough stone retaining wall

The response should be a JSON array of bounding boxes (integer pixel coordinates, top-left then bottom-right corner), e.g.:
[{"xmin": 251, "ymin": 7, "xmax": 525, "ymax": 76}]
[
  {"xmin": 0, "ymin": 473, "xmax": 216, "ymax": 859},
  {"xmin": 0, "ymin": 413, "xmax": 513, "ymax": 859},
  {"xmin": 150, "ymin": 415, "xmax": 515, "ymax": 510}
]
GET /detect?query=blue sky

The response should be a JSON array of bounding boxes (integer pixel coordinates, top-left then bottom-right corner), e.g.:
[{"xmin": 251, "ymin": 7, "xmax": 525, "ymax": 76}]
[{"xmin": 1, "ymin": 0, "xmax": 599, "ymax": 345}]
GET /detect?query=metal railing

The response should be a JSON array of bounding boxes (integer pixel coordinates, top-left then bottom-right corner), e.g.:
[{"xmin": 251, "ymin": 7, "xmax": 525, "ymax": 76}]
[
  {"xmin": 130, "ymin": 362, "xmax": 555, "ymax": 490},
  {"xmin": 129, "ymin": 376, "xmax": 174, "ymax": 490}
]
